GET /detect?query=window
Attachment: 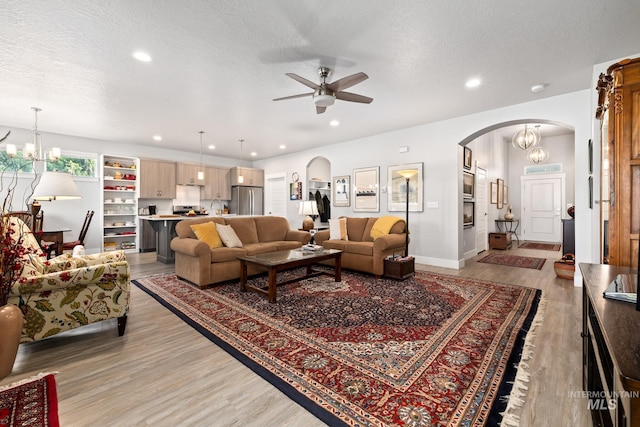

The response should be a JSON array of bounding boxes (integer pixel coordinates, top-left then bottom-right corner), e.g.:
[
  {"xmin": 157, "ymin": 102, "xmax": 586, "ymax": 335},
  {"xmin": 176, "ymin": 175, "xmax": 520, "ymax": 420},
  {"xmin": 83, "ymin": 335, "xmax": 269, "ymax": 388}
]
[{"xmin": 0, "ymin": 148, "xmax": 97, "ymax": 177}]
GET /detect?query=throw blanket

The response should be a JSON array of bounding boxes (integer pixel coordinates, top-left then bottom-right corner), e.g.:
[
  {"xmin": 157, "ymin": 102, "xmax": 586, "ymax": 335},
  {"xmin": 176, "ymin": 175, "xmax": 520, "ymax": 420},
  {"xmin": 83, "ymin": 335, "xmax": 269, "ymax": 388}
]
[{"xmin": 370, "ymin": 215, "xmax": 403, "ymax": 240}]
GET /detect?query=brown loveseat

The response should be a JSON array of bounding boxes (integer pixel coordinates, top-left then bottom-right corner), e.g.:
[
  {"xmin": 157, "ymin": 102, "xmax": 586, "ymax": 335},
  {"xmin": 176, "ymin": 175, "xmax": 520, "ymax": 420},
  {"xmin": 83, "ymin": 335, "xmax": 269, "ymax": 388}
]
[
  {"xmin": 313, "ymin": 216, "xmax": 407, "ymax": 276},
  {"xmin": 170, "ymin": 216, "xmax": 310, "ymax": 288}
]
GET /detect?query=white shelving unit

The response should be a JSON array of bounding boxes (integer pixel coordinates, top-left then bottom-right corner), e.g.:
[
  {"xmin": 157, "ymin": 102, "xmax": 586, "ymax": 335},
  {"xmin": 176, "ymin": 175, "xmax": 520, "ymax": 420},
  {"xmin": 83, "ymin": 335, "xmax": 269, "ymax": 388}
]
[
  {"xmin": 308, "ymin": 179, "xmax": 330, "ymax": 193},
  {"xmin": 101, "ymin": 155, "xmax": 140, "ymax": 253}
]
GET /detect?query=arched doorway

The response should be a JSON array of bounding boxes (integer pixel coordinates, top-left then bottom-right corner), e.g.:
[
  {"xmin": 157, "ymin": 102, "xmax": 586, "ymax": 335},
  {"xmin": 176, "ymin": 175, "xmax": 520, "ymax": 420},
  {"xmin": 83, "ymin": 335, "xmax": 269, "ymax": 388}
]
[{"xmin": 459, "ymin": 120, "xmax": 575, "ymax": 256}]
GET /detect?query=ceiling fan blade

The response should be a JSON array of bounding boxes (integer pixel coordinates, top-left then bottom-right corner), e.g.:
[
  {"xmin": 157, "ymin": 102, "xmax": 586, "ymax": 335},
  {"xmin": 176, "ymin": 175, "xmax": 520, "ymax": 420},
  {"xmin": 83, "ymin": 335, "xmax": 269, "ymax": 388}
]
[
  {"xmin": 273, "ymin": 92, "xmax": 314, "ymax": 101},
  {"xmin": 335, "ymin": 91, "xmax": 373, "ymax": 104},
  {"xmin": 316, "ymin": 105, "xmax": 327, "ymax": 114},
  {"xmin": 326, "ymin": 72, "xmax": 368, "ymax": 92},
  {"xmin": 286, "ymin": 73, "xmax": 320, "ymax": 90}
]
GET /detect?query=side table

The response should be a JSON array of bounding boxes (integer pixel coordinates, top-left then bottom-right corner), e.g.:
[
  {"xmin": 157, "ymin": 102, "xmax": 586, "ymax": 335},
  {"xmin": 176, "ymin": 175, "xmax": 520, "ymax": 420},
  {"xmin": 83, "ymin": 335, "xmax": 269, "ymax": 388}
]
[{"xmin": 495, "ymin": 219, "xmax": 520, "ymax": 245}]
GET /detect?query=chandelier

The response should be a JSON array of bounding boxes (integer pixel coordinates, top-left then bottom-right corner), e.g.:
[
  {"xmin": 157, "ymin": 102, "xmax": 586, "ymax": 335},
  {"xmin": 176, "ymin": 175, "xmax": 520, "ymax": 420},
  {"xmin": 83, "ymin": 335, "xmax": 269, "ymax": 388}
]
[
  {"xmin": 527, "ymin": 146, "xmax": 549, "ymax": 164},
  {"xmin": 5, "ymin": 107, "xmax": 61, "ymax": 161},
  {"xmin": 511, "ymin": 124, "xmax": 540, "ymax": 150}
]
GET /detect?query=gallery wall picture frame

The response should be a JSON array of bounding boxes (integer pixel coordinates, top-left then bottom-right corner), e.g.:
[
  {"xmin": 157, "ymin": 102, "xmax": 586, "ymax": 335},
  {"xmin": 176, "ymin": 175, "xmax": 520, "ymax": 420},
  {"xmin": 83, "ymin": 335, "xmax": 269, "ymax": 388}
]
[
  {"xmin": 490, "ymin": 182, "xmax": 498, "ymax": 204},
  {"xmin": 463, "ymin": 201, "xmax": 475, "ymax": 227},
  {"xmin": 388, "ymin": 162, "xmax": 424, "ymax": 211},
  {"xmin": 463, "ymin": 146, "xmax": 472, "ymax": 170},
  {"xmin": 462, "ymin": 171, "xmax": 474, "ymax": 199},
  {"xmin": 503, "ymin": 185, "xmax": 509, "ymax": 205},
  {"xmin": 353, "ymin": 166, "xmax": 379, "ymax": 212},
  {"xmin": 589, "ymin": 176, "xmax": 593, "ymax": 209},
  {"xmin": 497, "ymin": 178, "xmax": 504, "ymax": 209},
  {"xmin": 588, "ymin": 139, "xmax": 593, "ymax": 174},
  {"xmin": 333, "ymin": 175, "xmax": 350, "ymax": 207}
]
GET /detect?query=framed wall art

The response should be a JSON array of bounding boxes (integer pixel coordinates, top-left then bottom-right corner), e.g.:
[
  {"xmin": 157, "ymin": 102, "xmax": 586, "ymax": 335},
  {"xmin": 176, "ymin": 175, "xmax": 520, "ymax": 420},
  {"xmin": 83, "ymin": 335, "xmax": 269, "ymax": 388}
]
[
  {"xmin": 333, "ymin": 175, "xmax": 350, "ymax": 207},
  {"xmin": 463, "ymin": 171, "xmax": 474, "ymax": 199},
  {"xmin": 387, "ymin": 162, "xmax": 424, "ymax": 211},
  {"xmin": 497, "ymin": 178, "xmax": 504, "ymax": 209},
  {"xmin": 463, "ymin": 146, "xmax": 472, "ymax": 170},
  {"xmin": 490, "ymin": 182, "xmax": 498, "ymax": 204},
  {"xmin": 463, "ymin": 201, "xmax": 475, "ymax": 227},
  {"xmin": 503, "ymin": 185, "xmax": 508, "ymax": 205},
  {"xmin": 353, "ymin": 166, "xmax": 379, "ymax": 212}
]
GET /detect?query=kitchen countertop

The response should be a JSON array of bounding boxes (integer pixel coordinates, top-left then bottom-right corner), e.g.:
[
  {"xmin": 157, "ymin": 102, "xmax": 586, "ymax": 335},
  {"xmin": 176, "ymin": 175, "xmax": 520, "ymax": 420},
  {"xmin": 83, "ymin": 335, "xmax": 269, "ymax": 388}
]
[{"xmin": 139, "ymin": 214, "xmax": 239, "ymax": 220}]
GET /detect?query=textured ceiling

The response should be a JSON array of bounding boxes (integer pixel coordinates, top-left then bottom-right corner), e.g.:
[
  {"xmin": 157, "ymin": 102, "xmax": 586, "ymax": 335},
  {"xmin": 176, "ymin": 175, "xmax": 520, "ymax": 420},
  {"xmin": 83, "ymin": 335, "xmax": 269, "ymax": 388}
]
[{"xmin": 1, "ymin": 0, "xmax": 639, "ymax": 160}]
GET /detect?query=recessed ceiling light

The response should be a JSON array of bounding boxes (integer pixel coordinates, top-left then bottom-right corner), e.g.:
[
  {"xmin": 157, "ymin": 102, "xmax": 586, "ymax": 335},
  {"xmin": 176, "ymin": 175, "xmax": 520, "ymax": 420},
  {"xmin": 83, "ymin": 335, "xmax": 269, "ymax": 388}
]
[
  {"xmin": 208, "ymin": 145, "xmax": 215, "ymax": 150},
  {"xmin": 279, "ymin": 144, "xmax": 286, "ymax": 149},
  {"xmin": 152, "ymin": 135, "xmax": 162, "ymax": 141},
  {"xmin": 465, "ymin": 78, "xmax": 481, "ymax": 88},
  {"xmin": 250, "ymin": 152, "xmax": 257, "ymax": 157},
  {"xmin": 330, "ymin": 120, "xmax": 340, "ymax": 127},
  {"xmin": 531, "ymin": 84, "xmax": 546, "ymax": 93},
  {"xmin": 133, "ymin": 51, "xmax": 152, "ymax": 62}
]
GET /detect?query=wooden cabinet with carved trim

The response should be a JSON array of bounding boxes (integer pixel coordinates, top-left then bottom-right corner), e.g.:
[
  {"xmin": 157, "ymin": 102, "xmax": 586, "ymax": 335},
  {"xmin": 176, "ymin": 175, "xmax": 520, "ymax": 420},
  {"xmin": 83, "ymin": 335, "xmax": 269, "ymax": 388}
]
[{"xmin": 597, "ymin": 57, "xmax": 640, "ymax": 267}]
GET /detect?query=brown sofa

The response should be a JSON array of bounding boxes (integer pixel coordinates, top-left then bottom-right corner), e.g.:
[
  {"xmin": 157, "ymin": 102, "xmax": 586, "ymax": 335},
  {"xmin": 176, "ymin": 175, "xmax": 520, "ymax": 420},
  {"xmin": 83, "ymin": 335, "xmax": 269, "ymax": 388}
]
[
  {"xmin": 314, "ymin": 217, "xmax": 406, "ymax": 276},
  {"xmin": 170, "ymin": 216, "xmax": 310, "ymax": 288}
]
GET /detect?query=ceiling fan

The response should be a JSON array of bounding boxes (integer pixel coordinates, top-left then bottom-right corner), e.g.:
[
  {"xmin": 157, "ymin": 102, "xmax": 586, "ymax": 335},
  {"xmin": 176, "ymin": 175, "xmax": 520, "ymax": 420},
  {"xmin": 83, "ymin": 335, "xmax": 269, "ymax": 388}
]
[{"xmin": 273, "ymin": 67, "xmax": 373, "ymax": 114}]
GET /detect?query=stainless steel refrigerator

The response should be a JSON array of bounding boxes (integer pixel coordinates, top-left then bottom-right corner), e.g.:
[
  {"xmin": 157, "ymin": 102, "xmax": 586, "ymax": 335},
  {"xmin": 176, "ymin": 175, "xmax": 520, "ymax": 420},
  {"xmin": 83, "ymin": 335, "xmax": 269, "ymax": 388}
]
[{"xmin": 230, "ymin": 186, "xmax": 263, "ymax": 215}]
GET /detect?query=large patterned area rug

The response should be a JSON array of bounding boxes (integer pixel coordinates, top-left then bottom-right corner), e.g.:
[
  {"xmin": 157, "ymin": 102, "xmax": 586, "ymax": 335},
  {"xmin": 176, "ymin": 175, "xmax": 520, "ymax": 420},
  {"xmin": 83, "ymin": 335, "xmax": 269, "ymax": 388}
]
[
  {"xmin": 518, "ymin": 242, "xmax": 561, "ymax": 251},
  {"xmin": 0, "ymin": 372, "xmax": 59, "ymax": 427},
  {"xmin": 134, "ymin": 269, "xmax": 542, "ymax": 426},
  {"xmin": 478, "ymin": 253, "xmax": 546, "ymax": 270}
]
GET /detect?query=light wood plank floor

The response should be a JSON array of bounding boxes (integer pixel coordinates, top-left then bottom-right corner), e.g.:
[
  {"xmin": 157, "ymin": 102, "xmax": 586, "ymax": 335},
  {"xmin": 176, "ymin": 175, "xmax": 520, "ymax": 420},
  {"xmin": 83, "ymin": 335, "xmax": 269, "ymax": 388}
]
[{"xmin": 1, "ymin": 247, "xmax": 591, "ymax": 426}]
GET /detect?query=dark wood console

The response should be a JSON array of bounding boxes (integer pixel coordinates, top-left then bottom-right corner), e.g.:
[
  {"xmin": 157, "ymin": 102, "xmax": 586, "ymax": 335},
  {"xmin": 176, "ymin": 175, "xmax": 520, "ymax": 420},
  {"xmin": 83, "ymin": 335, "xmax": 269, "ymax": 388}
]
[{"xmin": 580, "ymin": 263, "xmax": 640, "ymax": 426}]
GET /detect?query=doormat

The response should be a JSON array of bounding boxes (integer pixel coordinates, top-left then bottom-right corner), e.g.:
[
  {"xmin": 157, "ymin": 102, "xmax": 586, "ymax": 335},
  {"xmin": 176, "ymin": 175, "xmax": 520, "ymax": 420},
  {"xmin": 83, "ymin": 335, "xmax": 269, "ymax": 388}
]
[
  {"xmin": 519, "ymin": 241, "xmax": 561, "ymax": 251},
  {"xmin": 134, "ymin": 269, "xmax": 543, "ymax": 426},
  {"xmin": 0, "ymin": 372, "xmax": 59, "ymax": 427},
  {"xmin": 479, "ymin": 253, "xmax": 546, "ymax": 270}
]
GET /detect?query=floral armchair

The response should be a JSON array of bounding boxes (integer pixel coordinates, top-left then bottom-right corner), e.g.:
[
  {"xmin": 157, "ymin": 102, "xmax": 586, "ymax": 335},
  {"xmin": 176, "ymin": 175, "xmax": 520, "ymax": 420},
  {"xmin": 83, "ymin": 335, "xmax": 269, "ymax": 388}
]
[{"xmin": 6, "ymin": 217, "xmax": 130, "ymax": 343}]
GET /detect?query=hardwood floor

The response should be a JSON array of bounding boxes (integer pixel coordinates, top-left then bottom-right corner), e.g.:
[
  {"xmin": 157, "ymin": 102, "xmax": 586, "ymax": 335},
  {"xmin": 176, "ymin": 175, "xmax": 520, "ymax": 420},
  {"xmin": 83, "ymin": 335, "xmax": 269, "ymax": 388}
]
[{"xmin": 1, "ymin": 247, "xmax": 592, "ymax": 426}]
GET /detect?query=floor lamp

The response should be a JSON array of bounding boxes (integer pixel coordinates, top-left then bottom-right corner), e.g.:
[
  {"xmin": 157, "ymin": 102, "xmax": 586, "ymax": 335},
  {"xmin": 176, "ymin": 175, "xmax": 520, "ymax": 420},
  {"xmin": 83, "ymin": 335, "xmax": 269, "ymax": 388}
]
[{"xmin": 397, "ymin": 169, "xmax": 417, "ymax": 257}]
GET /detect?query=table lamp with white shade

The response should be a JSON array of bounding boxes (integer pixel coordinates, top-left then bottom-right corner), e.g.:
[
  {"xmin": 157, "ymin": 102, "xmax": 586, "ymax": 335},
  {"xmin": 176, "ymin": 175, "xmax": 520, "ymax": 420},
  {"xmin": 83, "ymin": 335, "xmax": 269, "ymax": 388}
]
[
  {"xmin": 299, "ymin": 200, "xmax": 319, "ymax": 231},
  {"xmin": 33, "ymin": 171, "xmax": 82, "ymax": 201}
]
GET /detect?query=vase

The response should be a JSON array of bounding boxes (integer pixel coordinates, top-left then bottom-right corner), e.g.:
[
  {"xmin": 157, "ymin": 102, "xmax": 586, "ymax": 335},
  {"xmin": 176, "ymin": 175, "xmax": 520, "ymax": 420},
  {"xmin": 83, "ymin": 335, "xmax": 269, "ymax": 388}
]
[{"xmin": 0, "ymin": 304, "xmax": 23, "ymax": 380}]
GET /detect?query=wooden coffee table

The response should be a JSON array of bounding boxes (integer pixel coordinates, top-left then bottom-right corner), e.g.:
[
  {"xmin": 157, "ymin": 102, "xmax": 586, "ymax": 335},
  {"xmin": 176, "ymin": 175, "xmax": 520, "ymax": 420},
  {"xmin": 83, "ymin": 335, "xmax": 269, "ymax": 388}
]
[{"xmin": 238, "ymin": 248, "xmax": 342, "ymax": 303}]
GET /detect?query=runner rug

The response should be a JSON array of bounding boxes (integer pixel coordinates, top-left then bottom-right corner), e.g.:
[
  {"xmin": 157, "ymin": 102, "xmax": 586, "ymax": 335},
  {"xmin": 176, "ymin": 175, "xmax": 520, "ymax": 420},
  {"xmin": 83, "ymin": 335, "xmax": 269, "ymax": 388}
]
[
  {"xmin": 0, "ymin": 372, "xmax": 59, "ymax": 427},
  {"xmin": 478, "ymin": 253, "xmax": 546, "ymax": 270},
  {"xmin": 134, "ymin": 269, "xmax": 542, "ymax": 426},
  {"xmin": 519, "ymin": 242, "xmax": 561, "ymax": 251}
]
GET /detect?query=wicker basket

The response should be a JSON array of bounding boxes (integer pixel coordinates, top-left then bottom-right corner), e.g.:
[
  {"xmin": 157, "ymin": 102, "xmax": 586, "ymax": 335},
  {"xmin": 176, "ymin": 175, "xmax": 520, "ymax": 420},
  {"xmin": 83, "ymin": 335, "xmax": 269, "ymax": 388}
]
[{"xmin": 554, "ymin": 254, "xmax": 575, "ymax": 280}]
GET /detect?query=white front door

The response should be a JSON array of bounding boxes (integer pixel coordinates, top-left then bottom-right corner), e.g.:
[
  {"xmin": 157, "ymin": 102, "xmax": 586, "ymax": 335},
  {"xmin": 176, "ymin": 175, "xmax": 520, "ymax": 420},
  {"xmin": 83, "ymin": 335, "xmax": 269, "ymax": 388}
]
[
  {"xmin": 476, "ymin": 167, "xmax": 488, "ymax": 253},
  {"xmin": 521, "ymin": 174, "xmax": 565, "ymax": 243}
]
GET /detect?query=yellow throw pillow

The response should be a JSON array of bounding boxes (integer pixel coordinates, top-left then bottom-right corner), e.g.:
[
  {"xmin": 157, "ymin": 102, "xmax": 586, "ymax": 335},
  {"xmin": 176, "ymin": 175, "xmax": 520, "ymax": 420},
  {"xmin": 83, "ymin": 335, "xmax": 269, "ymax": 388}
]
[
  {"xmin": 190, "ymin": 222, "xmax": 223, "ymax": 249},
  {"xmin": 329, "ymin": 218, "xmax": 348, "ymax": 240}
]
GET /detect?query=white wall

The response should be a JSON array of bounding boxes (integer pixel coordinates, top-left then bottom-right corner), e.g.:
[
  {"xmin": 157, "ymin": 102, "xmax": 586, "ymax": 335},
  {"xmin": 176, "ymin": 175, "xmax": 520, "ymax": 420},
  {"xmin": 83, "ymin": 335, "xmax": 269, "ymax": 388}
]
[{"xmin": 255, "ymin": 90, "xmax": 592, "ymax": 272}]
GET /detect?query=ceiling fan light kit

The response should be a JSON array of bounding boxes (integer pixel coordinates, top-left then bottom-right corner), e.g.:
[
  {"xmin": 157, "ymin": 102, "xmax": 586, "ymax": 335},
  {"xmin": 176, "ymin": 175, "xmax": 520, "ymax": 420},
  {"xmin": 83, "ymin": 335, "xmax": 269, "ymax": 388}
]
[{"xmin": 273, "ymin": 67, "xmax": 372, "ymax": 114}]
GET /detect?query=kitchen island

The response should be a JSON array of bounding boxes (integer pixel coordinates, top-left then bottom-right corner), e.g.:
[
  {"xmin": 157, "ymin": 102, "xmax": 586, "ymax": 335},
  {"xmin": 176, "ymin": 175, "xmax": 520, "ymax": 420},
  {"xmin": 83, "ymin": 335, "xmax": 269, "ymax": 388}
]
[{"xmin": 140, "ymin": 214, "xmax": 238, "ymax": 263}]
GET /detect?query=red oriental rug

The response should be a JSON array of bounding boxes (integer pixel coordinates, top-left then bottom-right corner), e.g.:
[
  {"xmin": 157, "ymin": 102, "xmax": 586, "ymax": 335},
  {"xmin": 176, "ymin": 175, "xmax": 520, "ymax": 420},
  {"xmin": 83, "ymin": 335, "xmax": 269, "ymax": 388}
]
[
  {"xmin": 478, "ymin": 253, "xmax": 546, "ymax": 270},
  {"xmin": 134, "ymin": 269, "xmax": 542, "ymax": 426},
  {"xmin": 518, "ymin": 242, "xmax": 561, "ymax": 251},
  {"xmin": 0, "ymin": 372, "xmax": 59, "ymax": 427}
]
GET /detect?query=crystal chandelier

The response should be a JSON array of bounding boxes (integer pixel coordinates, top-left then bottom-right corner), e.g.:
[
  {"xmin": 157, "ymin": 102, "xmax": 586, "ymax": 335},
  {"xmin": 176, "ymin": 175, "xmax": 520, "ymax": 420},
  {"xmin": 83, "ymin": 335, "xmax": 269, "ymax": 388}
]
[
  {"xmin": 512, "ymin": 124, "xmax": 540, "ymax": 150},
  {"xmin": 526, "ymin": 126, "xmax": 548, "ymax": 164},
  {"xmin": 5, "ymin": 107, "xmax": 61, "ymax": 161}
]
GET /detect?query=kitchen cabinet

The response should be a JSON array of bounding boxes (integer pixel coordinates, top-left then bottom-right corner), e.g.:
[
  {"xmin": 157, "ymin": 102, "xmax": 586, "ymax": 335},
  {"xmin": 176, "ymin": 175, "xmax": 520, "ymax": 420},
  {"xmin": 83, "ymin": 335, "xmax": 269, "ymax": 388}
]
[
  {"xmin": 177, "ymin": 163, "xmax": 206, "ymax": 186},
  {"xmin": 139, "ymin": 158, "xmax": 176, "ymax": 199},
  {"xmin": 101, "ymin": 154, "xmax": 139, "ymax": 253},
  {"xmin": 201, "ymin": 166, "xmax": 230, "ymax": 200},
  {"xmin": 230, "ymin": 167, "xmax": 264, "ymax": 187},
  {"xmin": 597, "ymin": 57, "xmax": 640, "ymax": 267}
]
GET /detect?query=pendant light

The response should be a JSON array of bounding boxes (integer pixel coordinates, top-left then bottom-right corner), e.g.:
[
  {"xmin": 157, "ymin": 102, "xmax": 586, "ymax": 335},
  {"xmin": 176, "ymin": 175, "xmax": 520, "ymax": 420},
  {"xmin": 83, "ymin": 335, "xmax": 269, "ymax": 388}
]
[
  {"xmin": 238, "ymin": 139, "xmax": 245, "ymax": 184},
  {"xmin": 5, "ymin": 107, "xmax": 61, "ymax": 161},
  {"xmin": 526, "ymin": 126, "xmax": 548, "ymax": 164},
  {"xmin": 512, "ymin": 124, "xmax": 540, "ymax": 150},
  {"xmin": 197, "ymin": 131, "xmax": 205, "ymax": 181}
]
